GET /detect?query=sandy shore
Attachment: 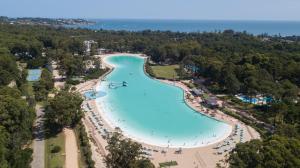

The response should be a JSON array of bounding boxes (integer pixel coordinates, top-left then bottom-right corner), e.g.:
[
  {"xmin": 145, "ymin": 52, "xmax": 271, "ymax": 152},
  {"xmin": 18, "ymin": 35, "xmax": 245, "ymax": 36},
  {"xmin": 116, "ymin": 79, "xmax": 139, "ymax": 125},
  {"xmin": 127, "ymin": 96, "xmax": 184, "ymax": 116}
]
[{"xmin": 77, "ymin": 53, "xmax": 261, "ymax": 168}]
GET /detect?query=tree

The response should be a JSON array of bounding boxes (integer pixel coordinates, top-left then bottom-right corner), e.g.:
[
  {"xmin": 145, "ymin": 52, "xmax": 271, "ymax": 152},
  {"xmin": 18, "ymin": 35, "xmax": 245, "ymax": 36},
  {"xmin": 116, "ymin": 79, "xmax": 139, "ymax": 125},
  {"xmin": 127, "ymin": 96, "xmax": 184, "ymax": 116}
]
[
  {"xmin": 33, "ymin": 69, "xmax": 54, "ymax": 101},
  {"xmin": 60, "ymin": 53, "xmax": 85, "ymax": 77},
  {"xmin": 278, "ymin": 80, "xmax": 298, "ymax": 101},
  {"xmin": 228, "ymin": 140, "xmax": 263, "ymax": 168},
  {"xmin": 0, "ymin": 87, "xmax": 35, "ymax": 168},
  {"xmin": 0, "ymin": 54, "xmax": 19, "ymax": 86},
  {"xmin": 228, "ymin": 136, "xmax": 300, "ymax": 168},
  {"xmin": 220, "ymin": 63, "xmax": 241, "ymax": 94},
  {"xmin": 45, "ymin": 91, "xmax": 83, "ymax": 128},
  {"xmin": 0, "ymin": 126, "xmax": 8, "ymax": 168},
  {"xmin": 105, "ymin": 132, "xmax": 154, "ymax": 168},
  {"xmin": 0, "ymin": 70, "xmax": 13, "ymax": 86}
]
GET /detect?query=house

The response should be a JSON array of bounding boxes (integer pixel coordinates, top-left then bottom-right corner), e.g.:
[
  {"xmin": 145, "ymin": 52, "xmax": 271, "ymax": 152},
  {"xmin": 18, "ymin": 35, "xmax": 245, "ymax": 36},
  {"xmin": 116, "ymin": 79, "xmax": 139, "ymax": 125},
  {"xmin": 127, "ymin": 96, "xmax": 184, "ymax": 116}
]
[
  {"xmin": 96, "ymin": 48, "xmax": 113, "ymax": 55},
  {"xmin": 204, "ymin": 97, "xmax": 219, "ymax": 108},
  {"xmin": 191, "ymin": 88, "xmax": 204, "ymax": 96},
  {"xmin": 193, "ymin": 78, "xmax": 206, "ymax": 85}
]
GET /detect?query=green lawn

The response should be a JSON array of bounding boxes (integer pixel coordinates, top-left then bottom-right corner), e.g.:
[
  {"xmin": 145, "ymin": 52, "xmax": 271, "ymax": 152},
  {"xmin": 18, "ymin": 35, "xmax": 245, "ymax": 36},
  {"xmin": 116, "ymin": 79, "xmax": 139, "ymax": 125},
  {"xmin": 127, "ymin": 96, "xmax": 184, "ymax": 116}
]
[
  {"xmin": 21, "ymin": 81, "xmax": 34, "ymax": 97},
  {"xmin": 27, "ymin": 82, "xmax": 34, "ymax": 96},
  {"xmin": 150, "ymin": 65, "xmax": 180, "ymax": 79},
  {"xmin": 45, "ymin": 132, "xmax": 65, "ymax": 168}
]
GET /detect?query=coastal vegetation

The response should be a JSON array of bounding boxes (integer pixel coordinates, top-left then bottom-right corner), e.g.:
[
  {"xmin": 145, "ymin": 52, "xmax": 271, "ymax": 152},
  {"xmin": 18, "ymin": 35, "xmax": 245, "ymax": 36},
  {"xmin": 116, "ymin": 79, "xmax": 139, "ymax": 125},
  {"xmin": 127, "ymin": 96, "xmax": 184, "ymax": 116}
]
[
  {"xmin": 74, "ymin": 122, "xmax": 95, "ymax": 168},
  {"xmin": 0, "ymin": 21, "xmax": 299, "ymax": 167},
  {"xmin": 105, "ymin": 132, "xmax": 154, "ymax": 168},
  {"xmin": 228, "ymin": 135, "xmax": 300, "ymax": 168},
  {"xmin": 159, "ymin": 161, "xmax": 178, "ymax": 167},
  {"xmin": 33, "ymin": 69, "xmax": 54, "ymax": 101},
  {"xmin": 0, "ymin": 49, "xmax": 35, "ymax": 168},
  {"xmin": 0, "ymin": 87, "xmax": 35, "ymax": 168},
  {"xmin": 45, "ymin": 91, "xmax": 83, "ymax": 128}
]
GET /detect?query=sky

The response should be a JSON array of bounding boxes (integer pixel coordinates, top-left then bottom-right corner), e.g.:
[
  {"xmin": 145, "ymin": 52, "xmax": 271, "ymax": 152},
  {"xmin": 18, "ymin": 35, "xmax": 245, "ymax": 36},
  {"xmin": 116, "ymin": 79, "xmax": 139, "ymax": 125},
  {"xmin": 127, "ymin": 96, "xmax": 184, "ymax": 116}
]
[{"xmin": 0, "ymin": 0, "xmax": 300, "ymax": 21}]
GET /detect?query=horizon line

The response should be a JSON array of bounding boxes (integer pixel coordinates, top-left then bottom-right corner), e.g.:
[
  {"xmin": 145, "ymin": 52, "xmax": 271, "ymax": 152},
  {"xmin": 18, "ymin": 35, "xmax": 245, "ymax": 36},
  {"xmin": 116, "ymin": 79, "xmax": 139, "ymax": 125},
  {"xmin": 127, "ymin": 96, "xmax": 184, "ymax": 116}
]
[{"xmin": 2, "ymin": 15, "xmax": 300, "ymax": 22}]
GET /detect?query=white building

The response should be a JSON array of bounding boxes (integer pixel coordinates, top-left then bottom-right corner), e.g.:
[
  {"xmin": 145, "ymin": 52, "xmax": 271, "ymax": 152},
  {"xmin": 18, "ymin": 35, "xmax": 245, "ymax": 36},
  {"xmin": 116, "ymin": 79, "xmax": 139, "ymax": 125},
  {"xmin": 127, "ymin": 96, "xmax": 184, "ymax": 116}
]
[{"xmin": 83, "ymin": 40, "xmax": 98, "ymax": 54}]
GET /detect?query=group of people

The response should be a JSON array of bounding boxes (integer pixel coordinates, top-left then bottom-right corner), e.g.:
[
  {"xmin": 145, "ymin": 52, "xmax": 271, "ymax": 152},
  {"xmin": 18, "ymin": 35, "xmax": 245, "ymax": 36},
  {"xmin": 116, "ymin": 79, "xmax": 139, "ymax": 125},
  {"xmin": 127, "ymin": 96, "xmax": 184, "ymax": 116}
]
[
  {"xmin": 82, "ymin": 101, "xmax": 112, "ymax": 139},
  {"xmin": 214, "ymin": 124, "xmax": 244, "ymax": 155}
]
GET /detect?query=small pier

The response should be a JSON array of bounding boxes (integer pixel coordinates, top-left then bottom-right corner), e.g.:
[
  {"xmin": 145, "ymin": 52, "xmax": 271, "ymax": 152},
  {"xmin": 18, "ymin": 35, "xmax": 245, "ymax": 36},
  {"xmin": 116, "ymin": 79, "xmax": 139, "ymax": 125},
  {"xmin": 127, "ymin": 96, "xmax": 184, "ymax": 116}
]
[{"xmin": 109, "ymin": 81, "xmax": 128, "ymax": 89}]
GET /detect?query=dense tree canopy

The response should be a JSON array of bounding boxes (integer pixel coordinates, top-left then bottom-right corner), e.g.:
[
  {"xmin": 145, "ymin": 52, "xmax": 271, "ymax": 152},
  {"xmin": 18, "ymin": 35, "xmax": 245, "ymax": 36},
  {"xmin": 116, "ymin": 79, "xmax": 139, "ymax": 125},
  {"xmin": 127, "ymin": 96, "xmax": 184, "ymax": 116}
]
[
  {"xmin": 0, "ymin": 54, "xmax": 19, "ymax": 85},
  {"xmin": 0, "ymin": 24, "xmax": 298, "ymax": 98},
  {"xmin": 0, "ymin": 87, "xmax": 35, "ymax": 168},
  {"xmin": 228, "ymin": 136, "xmax": 300, "ymax": 168},
  {"xmin": 33, "ymin": 69, "xmax": 54, "ymax": 101},
  {"xmin": 105, "ymin": 132, "xmax": 155, "ymax": 168},
  {"xmin": 45, "ymin": 91, "xmax": 83, "ymax": 128}
]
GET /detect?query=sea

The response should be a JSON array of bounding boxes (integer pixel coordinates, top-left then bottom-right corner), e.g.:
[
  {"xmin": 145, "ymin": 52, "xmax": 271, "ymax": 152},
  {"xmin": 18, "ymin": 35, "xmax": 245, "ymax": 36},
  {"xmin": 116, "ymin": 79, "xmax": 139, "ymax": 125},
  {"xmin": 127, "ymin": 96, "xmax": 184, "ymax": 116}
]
[{"xmin": 66, "ymin": 19, "xmax": 300, "ymax": 36}]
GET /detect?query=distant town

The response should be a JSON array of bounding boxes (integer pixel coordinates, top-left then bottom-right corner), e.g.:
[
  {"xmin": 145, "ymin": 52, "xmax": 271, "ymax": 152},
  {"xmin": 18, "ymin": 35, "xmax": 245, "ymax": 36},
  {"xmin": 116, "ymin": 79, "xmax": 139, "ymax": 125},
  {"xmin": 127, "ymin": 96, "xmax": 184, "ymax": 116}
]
[{"xmin": 0, "ymin": 16, "xmax": 95, "ymax": 26}]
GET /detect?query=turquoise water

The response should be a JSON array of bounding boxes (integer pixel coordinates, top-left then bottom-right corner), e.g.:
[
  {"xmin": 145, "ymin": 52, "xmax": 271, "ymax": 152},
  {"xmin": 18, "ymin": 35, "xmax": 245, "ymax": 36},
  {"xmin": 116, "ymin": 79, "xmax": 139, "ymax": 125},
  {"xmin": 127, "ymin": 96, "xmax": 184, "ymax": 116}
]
[
  {"xmin": 67, "ymin": 19, "xmax": 300, "ymax": 36},
  {"xmin": 84, "ymin": 90, "xmax": 107, "ymax": 100},
  {"xmin": 237, "ymin": 95, "xmax": 273, "ymax": 104},
  {"xmin": 96, "ymin": 55, "xmax": 231, "ymax": 148},
  {"xmin": 27, "ymin": 69, "xmax": 41, "ymax": 81}
]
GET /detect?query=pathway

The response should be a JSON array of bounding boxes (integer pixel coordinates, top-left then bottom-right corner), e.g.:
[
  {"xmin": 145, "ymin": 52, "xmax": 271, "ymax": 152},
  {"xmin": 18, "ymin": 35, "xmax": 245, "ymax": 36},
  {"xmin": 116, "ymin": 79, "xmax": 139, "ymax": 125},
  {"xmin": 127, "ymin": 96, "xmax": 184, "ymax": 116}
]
[
  {"xmin": 64, "ymin": 128, "xmax": 79, "ymax": 168},
  {"xmin": 31, "ymin": 104, "xmax": 45, "ymax": 168}
]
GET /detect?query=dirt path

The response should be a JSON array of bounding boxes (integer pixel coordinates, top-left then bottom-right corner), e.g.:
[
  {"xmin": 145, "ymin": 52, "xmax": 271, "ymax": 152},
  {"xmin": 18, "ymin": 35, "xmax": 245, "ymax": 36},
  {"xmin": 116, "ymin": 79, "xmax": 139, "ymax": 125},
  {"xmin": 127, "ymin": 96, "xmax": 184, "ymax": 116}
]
[{"xmin": 64, "ymin": 128, "xmax": 79, "ymax": 168}]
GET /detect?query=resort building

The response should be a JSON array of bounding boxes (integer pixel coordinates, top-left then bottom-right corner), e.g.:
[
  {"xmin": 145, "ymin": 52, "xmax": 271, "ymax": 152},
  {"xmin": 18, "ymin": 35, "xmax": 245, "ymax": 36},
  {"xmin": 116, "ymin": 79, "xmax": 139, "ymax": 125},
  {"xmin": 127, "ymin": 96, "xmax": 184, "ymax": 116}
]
[
  {"xmin": 97, "ymin": 48, "xmax": 112, "ymax": 55},
  {"xmin": 191, "ymin": 88, "xmax": 204, "ymax": 96},
  {"xmin": 204, "ymin": 97, "xmax": 219, "ymax": 108},
  {"xmin": 84, "ymin": 40, "xmax": 98, "ymax": 55}
]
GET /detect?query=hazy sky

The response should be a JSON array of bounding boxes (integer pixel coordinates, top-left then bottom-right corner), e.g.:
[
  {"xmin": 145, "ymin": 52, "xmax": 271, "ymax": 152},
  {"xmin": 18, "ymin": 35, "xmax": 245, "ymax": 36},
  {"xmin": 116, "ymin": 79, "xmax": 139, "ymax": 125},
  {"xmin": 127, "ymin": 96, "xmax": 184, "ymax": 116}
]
[{"xmin": 0, "ymin": 0, "xmax": 299, "ymax": 20}]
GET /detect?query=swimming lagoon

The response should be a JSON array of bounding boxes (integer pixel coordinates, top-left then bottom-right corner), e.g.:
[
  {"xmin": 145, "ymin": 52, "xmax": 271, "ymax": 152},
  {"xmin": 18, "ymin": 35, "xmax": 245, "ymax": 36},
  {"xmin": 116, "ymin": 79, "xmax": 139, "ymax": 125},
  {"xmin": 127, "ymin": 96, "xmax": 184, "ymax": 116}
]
[{"xmin": 95, "ymin": 55, "xmax": 232, "ymax": 148}]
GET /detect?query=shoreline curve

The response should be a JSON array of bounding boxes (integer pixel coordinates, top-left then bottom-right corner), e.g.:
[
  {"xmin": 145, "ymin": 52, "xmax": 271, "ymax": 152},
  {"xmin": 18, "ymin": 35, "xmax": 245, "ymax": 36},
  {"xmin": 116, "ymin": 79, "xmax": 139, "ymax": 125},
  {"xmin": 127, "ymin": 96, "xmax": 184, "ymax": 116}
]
[{"xmin": 94, "ymin": 53, "xmax": 233, "ymax": 148}]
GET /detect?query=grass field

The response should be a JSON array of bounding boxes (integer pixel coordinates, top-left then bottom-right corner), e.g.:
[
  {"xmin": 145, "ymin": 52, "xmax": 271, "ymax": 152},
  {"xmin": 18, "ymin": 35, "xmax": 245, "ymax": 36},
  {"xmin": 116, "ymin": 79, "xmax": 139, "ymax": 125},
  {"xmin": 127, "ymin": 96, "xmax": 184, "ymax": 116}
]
[
  {"xmin": 21, "ymin": 81, "xmax": 34, "ymax": 97},
  {"xmin": 150, "ymin": 64, "xmax": 180, "ymax": 79},
  {"xmin": 45, "ymin": 132, "xmax": 65, "ymax": 168}
]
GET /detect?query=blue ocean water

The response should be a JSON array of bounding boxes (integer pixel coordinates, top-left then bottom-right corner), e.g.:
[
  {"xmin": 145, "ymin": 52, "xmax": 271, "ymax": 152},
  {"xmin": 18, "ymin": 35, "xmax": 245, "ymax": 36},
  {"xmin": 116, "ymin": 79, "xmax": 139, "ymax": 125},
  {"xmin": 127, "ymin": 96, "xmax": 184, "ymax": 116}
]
[
  {"xmin": 68, "ymin": 19, "xmax": 300, "ymax": 36},
  {"xmin": 96, "ymin": 55, "xmax": 231, "ymax": 148}
]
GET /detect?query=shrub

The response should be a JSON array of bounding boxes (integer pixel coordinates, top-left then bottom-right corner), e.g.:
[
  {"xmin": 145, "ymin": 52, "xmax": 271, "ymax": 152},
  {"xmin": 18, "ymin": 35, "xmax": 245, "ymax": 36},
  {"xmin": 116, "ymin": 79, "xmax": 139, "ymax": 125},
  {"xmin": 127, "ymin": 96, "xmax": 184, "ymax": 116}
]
[
  {"xmin": 51, "ymin": 145, "xmax": 61, "ymax": 153},
  {"xmin": 66, "ymin": 78, "xmax": 81, "ymax": 85},
  {"xmin": 75, "ymin": 122, "xmax": 95, "ymax": 168}
]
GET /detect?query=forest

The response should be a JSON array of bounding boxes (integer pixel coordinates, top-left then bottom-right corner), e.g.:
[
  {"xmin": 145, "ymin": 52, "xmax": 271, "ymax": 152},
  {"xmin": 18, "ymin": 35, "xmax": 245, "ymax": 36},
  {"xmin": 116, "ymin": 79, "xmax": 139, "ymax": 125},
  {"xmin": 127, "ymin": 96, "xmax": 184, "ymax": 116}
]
[{"xmin": 0, "ymin": 23, "xmax": 299, "ymax": 167}]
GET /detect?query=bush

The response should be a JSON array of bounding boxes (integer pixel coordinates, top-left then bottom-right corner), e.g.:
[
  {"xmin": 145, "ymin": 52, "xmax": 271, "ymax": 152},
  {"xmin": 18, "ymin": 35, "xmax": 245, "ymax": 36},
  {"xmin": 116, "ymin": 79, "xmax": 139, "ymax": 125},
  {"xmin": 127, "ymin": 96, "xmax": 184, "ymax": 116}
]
[
  {"xmin": 145, "ymin": 61, "xmax": 155, "ymax": 77},
  {"xmin": 84, "ymin": 68, "xmax": 109, "ymax": 80},
  {"xmin": 75, "ymin": 122, "xmax": 95, "ymax": 168},
  {"xmin": 66, "ymin": 78, "xmax": 81, "ymax": 85},
  {"xmin": 51, "ymin": 145, "xmax": 61, "ymax": 153},
  {"xmin": 159, "ymin": 161, "xmax": 178, "ymax": 167}
]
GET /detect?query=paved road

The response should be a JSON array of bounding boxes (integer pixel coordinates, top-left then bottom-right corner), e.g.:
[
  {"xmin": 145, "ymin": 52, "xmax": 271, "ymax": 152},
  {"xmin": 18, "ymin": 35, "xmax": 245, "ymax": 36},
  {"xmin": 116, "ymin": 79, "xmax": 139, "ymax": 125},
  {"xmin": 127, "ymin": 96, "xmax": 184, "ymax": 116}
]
[{"xmin": 31, "ymin": 104, "xmax": 45, "ymax": 168}]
